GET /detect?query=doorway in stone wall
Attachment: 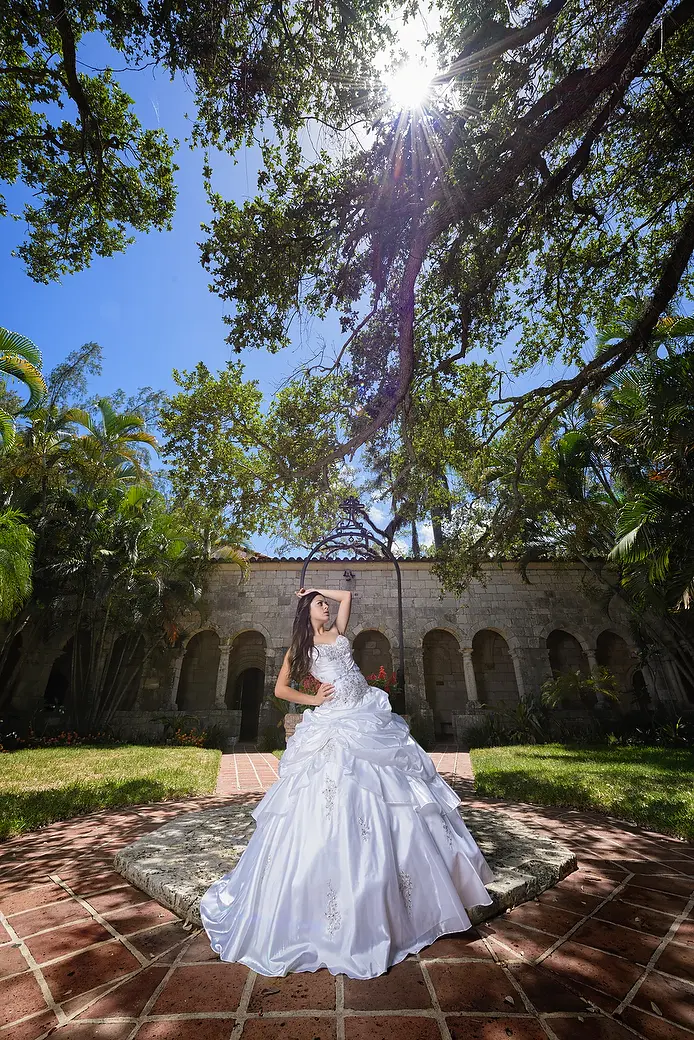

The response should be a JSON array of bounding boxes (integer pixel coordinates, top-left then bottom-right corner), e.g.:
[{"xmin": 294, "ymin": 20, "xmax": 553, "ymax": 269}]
[
  {"xmin": 177, "ymin": 630, "xmax": 220, "ymax": 711},
  {"xmin": 596, "ymin": 630, "xmax": 636, "ymax": 710},
  {"xmin": 546, "ymin": 629, "xmax": 593, "ymax": 707},
  {"xmin": 231, "ymin": 667, "xmax": 264, "ymax": 741},
  {"xmin": 422, "ymin": 629, "xmax": 465, "ymax": 739},
  {"xmin": 471, "ymin": 630, "xmax": 520, "ymax": 710},
  {"xmin": 353, "ymin": 630, "xmax": 393, "ymax": 684},
  {"xmin": 226, "ymin": 631, "xmax": 267, "ymax": 742}
]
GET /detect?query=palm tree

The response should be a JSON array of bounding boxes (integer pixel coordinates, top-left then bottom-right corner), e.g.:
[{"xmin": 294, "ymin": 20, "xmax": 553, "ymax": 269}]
[
  {"xmin": 598, "ymin": 347, "xmax": 694, "ymax": 611},
  {"xmin": 0, "ymin": 509, "xmax": 34, "ymax": 621},
  {"xmin": 70, "ymin": 398, "xmax": 159, "ymax": 483},
  {"xmin": 0, "ymin": 328, "xmax": 47, "ymax": 447}
]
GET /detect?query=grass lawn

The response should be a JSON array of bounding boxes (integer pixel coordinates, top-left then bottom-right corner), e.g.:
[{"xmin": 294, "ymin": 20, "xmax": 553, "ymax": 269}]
[
  {"xmin": 471, "ymin": 743, "xmax": 694, "ymax": 841},
  {"xmin": 0, "ymin": 745, "xmax": 221, "ymax": 840}
]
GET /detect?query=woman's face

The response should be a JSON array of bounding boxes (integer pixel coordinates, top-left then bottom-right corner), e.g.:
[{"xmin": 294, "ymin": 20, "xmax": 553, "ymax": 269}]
[{"xmin": 309, "ymin": 595, "xmax": 330, "ymax": 627}]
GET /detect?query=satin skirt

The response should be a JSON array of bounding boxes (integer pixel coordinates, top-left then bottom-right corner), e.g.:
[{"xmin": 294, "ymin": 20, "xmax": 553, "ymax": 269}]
[{"xmin": 199, "ymin": 686, "xmax": 495, "ymax": 979}]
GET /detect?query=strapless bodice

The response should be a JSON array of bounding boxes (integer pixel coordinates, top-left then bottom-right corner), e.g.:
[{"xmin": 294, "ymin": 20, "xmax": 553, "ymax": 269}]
[{"xmin": 310, "ymin": 634, "xmax": 370, "ymax": 709}]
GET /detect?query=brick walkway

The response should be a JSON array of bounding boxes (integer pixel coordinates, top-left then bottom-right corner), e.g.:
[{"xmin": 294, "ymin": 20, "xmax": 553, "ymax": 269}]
[
  {"xmin": 1, "ymin": 749, "xmax": 693, "ymax": 1039},
  {"xmin": 215, "ymin": 745, "xmax": 469, "ymax": 794}
]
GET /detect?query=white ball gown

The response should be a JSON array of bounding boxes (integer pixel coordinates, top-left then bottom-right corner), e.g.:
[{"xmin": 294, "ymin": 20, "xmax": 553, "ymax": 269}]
[{"xmin": 200, "ymin": 633, "xmax": 494, "ymax": 979}]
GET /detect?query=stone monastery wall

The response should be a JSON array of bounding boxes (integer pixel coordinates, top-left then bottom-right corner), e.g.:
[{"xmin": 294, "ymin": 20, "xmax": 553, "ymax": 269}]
[{"xmin": 13, "ymin": 560, "xmax": 691, "ymax": 746}]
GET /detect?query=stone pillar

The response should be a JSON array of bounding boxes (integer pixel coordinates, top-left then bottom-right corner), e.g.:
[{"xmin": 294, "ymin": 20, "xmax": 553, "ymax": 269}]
[
  {"xmin": 461, "ymin": 648, "xmax": 479, "ymax": 704},
  {"xmin": 257, "ymin": 647, "xmax": 279, "ymax": 733},
  {"xmin": 586, "ymin": 647, "xmax": 607, "ymax": 707},
  {"xmin": 169, "ymin": 653, "xmax": 184, "ymax": 709},
  {"xmin": 215, "ymin": 645, "xmax": 232, "ymax": 709},
  {"xmin": 404, "ymin": 645, "xmax": 426, "ymax": 715},
  {"xmin": 405, "ymin": 649, "xmax": 428, "ymax": 715},
  {"xmin": 509, "ymin": 648, "xmax": 527, "ymax": 702},
  {"xmin": 404, "ymin": 646, "xmax": 423, "ymax": 703}
]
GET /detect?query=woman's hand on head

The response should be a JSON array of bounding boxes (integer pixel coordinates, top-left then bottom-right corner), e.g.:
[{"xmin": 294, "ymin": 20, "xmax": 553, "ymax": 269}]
[
  {"xmin": 296, "ymin": 587, "xmax": 317, "ymax": 598},
  {"xmin": 315, "ymin": 682, "xmax": 334, "ymax": 704}
]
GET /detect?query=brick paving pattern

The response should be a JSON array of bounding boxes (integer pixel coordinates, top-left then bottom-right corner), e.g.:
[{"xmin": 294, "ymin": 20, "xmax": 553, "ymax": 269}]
[{"xmin": 0, "ymin": 747, "xmax": 692, "ymax": 1040}]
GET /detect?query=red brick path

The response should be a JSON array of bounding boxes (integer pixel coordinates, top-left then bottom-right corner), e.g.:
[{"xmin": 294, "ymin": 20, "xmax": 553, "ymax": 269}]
[{"xmin": 1, "ymin": 748, "xmax": 693, "ymax": 1040}]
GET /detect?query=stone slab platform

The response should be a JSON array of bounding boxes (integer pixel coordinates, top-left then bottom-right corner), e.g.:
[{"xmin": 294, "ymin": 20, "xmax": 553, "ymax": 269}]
[{"xmin": 113, "ymin": 803, "xmax": 577, "ymax": 927}]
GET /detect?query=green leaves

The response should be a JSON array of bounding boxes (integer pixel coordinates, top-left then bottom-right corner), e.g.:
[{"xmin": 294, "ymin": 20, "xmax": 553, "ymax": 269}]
[
  {"xmin": 0, "ymin": 508, "xmax": 34, "ymax": 621},
  {"xmin": 0, "ymin": 327, "xmax": 47, "ymax": 448},
  {"xmin": 160, "ymin": 359, "xmax": 358, "ymax": 549},
  {"xmin": 1, "ymin": 4, "xmax": 176, "ymax": 280}
]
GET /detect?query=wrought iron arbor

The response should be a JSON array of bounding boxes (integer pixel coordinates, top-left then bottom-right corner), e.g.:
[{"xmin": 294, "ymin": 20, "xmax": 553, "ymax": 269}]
[{"xmin": 300, "ymin": 498, "xmax": 406, "ymax": 711}]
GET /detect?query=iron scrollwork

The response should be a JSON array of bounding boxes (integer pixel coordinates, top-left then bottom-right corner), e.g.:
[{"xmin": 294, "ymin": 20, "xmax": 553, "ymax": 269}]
[{"xmin": 300, "ymin": 498, "xmax": 406, "ymax": 710}]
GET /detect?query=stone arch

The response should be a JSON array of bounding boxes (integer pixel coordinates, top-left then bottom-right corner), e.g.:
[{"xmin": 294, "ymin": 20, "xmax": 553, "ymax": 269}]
[
  {"xmin": 182, "ymin": 623, "xmax": 222, "ymax": 650},
  {"xmin": 353, "ymin": 630, "xmax": 393, "ymax": 681},
  {"xmin": 226, "ymin": 631, "xmax": 267, "ymax": 741},
  {"xmin": 352, "ymin": 622, "xmax": 398, "ymax": 649},
  {"xmin": 546, "ymin": 629, "xmax": 590, "ymax": 678},
  {"xmin": 418, "ymin": 624, "xmax": 467, "ymax": 650},
  {"xmin": 587, "ymin": 621, "xmax": 633, "ymax": 649},
  {"xmin": 227, "ymin": 622, "xmax": 275, "ymax": 650},
  {"xmin": 546, "ymin": 629, "xmax": 592, "ymax": 707},
  {"xmin": 422, "ymin": 629, "xmax": 465, "ymax": 739},
  {"xmin": 537, "ymin": 622, "xmax": 592, "ymax": 655},
  {"xmin": 177, "ymin": 630, "xmax": 220, "ymax": 710},
  {"xmin": 463, "ymin": 624, "xmax": 522, "ymax": 656},
  {"xmin": 472, "ymin": 629, "xmax": 520, "ymax": 710},
  {"xmin": 596, "ymin": 630, "xmax": 639, "ymax": 709}
]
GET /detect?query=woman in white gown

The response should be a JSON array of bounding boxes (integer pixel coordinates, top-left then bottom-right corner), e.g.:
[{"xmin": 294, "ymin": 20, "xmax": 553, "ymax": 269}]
[{"xmin": 200, "ymin": 586, "xmax": 494, "ymax": 979}]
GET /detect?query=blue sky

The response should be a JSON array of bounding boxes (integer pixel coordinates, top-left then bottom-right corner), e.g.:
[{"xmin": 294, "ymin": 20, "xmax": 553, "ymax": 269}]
[
  {"xmin": 0, "ymin": 52, "xmax": 311, "ymax": 402},
  {"xmin": 0, "ymin": 36, "xmax": 573, "ymax": 555}
]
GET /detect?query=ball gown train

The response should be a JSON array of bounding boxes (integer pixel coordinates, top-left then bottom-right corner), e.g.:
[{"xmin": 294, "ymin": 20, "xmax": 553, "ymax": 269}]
[{"xmin": 200, "ymin": 633, "xmax": 495, "ymax": 979}]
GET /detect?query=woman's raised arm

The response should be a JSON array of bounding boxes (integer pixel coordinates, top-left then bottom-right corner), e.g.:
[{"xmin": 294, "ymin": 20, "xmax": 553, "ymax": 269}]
[{"xmin": 296, "ymin": 587, "xmax": 352, "ymax": 634}]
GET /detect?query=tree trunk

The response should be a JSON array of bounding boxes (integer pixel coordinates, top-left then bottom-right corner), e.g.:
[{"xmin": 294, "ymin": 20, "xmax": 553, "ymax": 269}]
[{"xmin": 411, "ymin": 520, "xmax": 420, "ymax": 557}]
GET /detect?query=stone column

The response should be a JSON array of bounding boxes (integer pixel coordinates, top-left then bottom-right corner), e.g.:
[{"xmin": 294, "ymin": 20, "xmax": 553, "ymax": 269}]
[
  {"xmin": 509, "ymin": 648, "xmax": 527, "ymax": 702},
  {"xmin": 404, "ymin": 646, "xmax": 427, "ymax": 715},
  {"xmin": 585, "ymin": 647, "xmax": 607, "ymax": 707},
  {"xmin": 257, "ymin": 647, "xmax": 279, "ymax": 733},
  {"xmin": 404, "ymin": 646, "xmax": 424, "ymax": 703},
  {"xmin": 461, "ymin": 648, "xmax": 479, "ymax": 704},
  {"xmin": 215, "ymin": 645, "xmax": 232, "ymax": 709},
  {"xmin": 169, "ymin": 653, "xmax": 184, "ymax": 709}
]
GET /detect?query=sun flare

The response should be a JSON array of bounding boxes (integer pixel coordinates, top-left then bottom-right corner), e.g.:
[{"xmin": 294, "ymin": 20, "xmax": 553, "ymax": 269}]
[{"xmin": 383, "ymin": 57, "xmax": 435, "ymax": 111}]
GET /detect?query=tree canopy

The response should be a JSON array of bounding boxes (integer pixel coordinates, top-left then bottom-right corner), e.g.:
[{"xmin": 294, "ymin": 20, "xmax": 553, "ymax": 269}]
[
  {"xmin": 153, "ymin": 0, "xmax": 694, "ymax": 550},
  {"xmin": 195, "ymin": 0, "xmax": 694, "ymax": 492},
  {"xmin": 5, "ymin": 1, "xmax": 694, "ymax": 581}
]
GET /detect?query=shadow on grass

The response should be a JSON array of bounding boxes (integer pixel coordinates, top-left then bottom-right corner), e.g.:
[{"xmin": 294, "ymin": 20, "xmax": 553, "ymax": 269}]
[
  {"xmin": 0, "ymin": 779, "xmax": 205, "ymax": 840},
  {"xmin": 499, "ymin": 744, "xmax": 694, "ymax": 774},
  {"xmin": 472, "ymin": 765, "xmax": 694, "ymax": 841}
]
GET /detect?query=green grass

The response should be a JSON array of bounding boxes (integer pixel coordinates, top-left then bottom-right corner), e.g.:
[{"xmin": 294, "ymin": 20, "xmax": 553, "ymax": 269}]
[
  {"xmin": 271, "ymin": 749, "xmax": 284, "ymax": 759},
  {"xmin": 0, "ymin": 745, "xmax": 222, "ymax": 840},
  {"xmin": 470, "ymin": 743, "xmax": 694, "ymax": 841}
]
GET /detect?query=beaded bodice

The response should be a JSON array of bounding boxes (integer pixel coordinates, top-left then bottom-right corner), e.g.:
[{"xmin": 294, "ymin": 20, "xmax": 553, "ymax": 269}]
[{"xmin": 310, "ymin": 634, "xmax": 370, "ymax": 708}]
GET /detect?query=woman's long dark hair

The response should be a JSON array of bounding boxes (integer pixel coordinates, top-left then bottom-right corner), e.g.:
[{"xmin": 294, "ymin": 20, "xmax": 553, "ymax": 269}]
[{"xmin": 288, "ymin": 591, "xmax": 327, "ymax": 685}]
